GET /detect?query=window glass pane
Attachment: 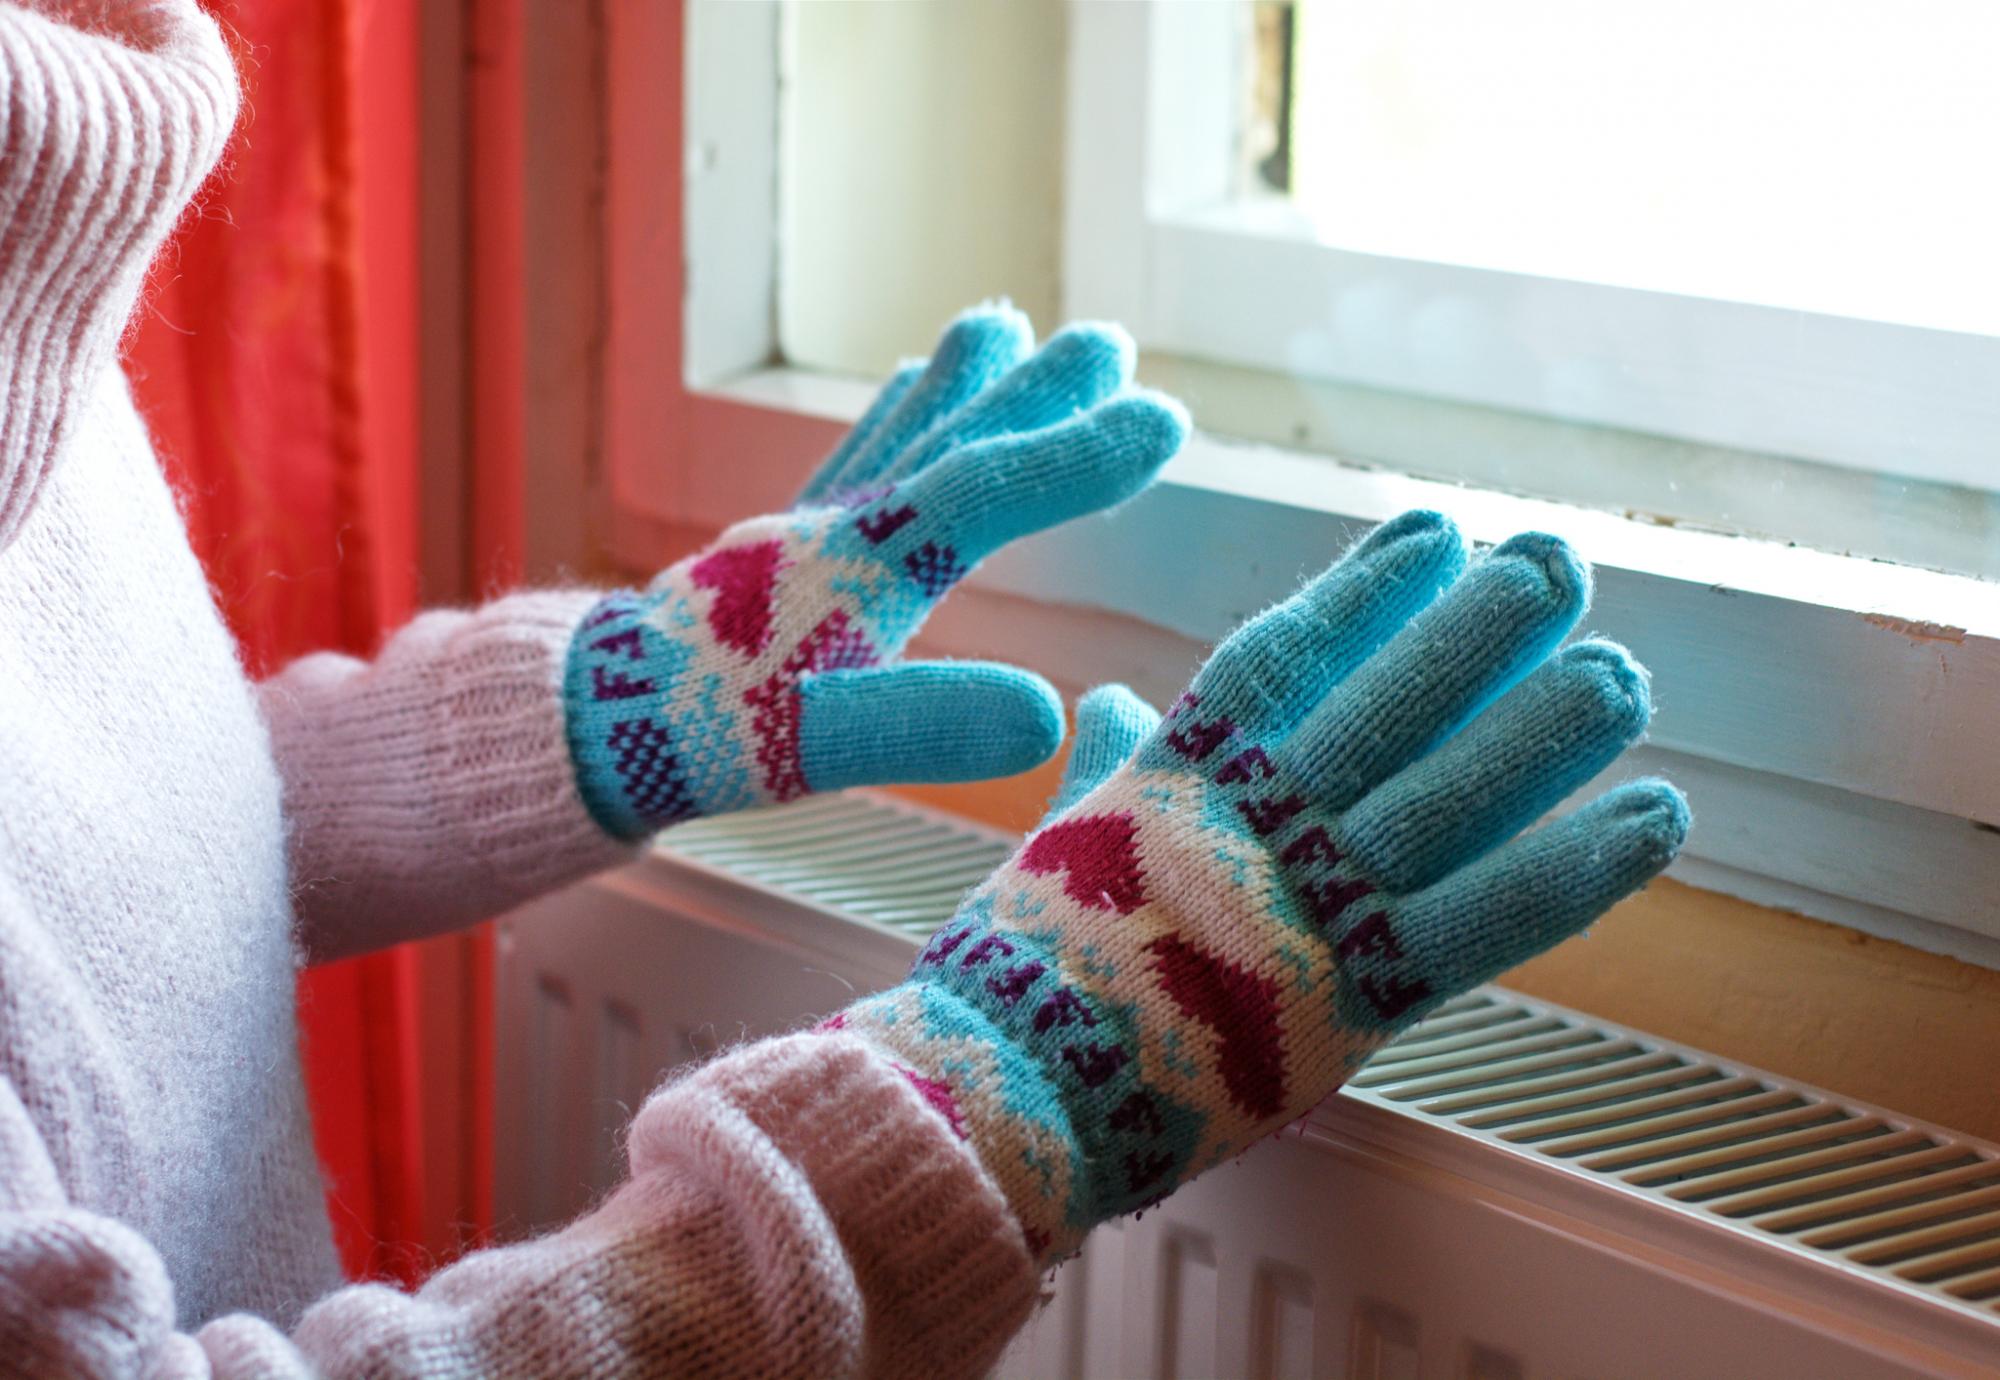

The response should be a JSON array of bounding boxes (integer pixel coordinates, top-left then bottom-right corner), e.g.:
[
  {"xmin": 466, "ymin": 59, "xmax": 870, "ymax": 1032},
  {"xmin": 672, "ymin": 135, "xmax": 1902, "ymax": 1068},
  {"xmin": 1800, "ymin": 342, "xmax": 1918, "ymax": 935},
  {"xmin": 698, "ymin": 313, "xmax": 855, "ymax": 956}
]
[{"xmin": 1281, "ymin": 0, "xmax": 2000, "ymax": 335}]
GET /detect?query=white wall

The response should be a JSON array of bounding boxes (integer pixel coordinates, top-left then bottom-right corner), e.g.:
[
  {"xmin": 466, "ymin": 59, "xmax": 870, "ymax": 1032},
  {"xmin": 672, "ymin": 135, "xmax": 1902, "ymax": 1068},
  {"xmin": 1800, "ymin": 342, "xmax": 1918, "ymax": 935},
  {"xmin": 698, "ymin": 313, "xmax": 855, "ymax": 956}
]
[{"xmin": 781, "ymin": 0, "xmax": 1066, "ymax": 374}]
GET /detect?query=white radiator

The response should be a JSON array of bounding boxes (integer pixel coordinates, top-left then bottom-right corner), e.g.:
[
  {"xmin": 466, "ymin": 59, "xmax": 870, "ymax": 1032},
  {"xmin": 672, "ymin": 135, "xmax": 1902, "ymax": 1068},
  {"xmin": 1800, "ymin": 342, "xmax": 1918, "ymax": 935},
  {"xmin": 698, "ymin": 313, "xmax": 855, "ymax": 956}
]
[{"xmin": 494, "ymin": 793, "xmax": 2000, "ymax": 1379}]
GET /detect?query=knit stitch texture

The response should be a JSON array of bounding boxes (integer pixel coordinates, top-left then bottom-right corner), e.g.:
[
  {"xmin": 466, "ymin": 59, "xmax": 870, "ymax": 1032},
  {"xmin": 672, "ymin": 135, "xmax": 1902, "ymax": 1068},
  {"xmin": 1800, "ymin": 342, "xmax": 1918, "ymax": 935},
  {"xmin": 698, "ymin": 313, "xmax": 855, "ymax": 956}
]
[
  {"xmin": 841, "ymin": 511, "xmax": 1689, "ymax": 1261},
  {"xmin": 0, "ymin": 3, "xmax": 1683, "ymax": 1373},
  {"xmin": 564, "ymin": 307, "xmax": 1189, "ymax": 837}
]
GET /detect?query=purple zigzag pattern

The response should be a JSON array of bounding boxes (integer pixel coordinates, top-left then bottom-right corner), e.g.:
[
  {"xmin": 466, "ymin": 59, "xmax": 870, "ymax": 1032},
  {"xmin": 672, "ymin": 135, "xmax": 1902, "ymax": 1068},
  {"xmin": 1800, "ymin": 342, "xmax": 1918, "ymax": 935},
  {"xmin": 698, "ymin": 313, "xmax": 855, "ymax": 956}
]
[
  {"xmin": 986, "ymin": 960, "xmax": 1047, "ymax": 1005},
  {"xmin": 855, "ymin": 504, "xmax": 918, "ymax": 544},
  {"xmin": 1215, "ymin": 747, "xmax": 1274, "ymax": 784},
  {"xmin": 1061, "ymin": 1040, "xmax": 1128, "ymax": 1088},
  {"xmin": 1360, "ymin": 972, "xmax": 1432, "ymax": 1022},
  {"xmin": 1237, "ymin": 794, "xmax": 1306, "ymax": 836},
  {"xmin": 1165, "ymin": 715, "xmax": 1234, "ymax": 762},
  {"xmin": 605, "ymin": 717, "xmax": 696, "ymax": 826},
  {"xmin": 904, "ymin": 541, "xmax": 967, "ymax": 598},
  {"xmin": 1337, "ymin": 910, "xmax": 1403, "ymax": 961},
  {"xmin": 1307, "ymin": 875, "xmax": 1377, "ymax": 929}
]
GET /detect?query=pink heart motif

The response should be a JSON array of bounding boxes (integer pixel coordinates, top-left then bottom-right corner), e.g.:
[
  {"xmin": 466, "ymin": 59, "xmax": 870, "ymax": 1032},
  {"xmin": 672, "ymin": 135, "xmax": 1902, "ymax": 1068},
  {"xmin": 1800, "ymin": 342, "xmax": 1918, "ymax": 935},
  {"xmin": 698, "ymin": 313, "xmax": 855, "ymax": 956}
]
[
  {"xmin": 1020, "ymin": 812, "xmax": 1149, "ymax": 914},
  {"xmin": 689, "ymin": 539, "xmax": 786, "ymax": 657},
  {"xmin": 1146, "ymin": 933, "xmax": 1286, "ymax": 1119}
]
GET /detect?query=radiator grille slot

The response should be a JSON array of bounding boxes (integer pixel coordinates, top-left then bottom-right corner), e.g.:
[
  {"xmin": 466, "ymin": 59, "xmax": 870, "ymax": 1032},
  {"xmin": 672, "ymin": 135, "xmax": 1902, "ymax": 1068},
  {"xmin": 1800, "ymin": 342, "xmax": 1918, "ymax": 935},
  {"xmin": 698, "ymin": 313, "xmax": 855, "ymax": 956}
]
[
  {"xmin": 662, "ymin": 794, "xmax": 1012, "ymax": 936},
  {"xmin": 1350, "ymin": 991, "xmax": 2000, "ymax": 1321},
  {"xmin": 653, "ymin": 792, "xmax": 2000, "ymax": 1327}
]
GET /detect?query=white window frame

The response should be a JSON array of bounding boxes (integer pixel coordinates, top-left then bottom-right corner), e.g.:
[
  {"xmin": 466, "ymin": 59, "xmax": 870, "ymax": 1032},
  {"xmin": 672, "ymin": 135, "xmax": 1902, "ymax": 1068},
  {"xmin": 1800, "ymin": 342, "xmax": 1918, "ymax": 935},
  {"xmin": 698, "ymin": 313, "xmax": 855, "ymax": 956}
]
[
  {"xmin": 600, "ymin": 1, "xmax": 2000, "ymax": 969},
  {"xmin": 1068, "ymin": 3, "xmax": 2000, "ymax": 491}
]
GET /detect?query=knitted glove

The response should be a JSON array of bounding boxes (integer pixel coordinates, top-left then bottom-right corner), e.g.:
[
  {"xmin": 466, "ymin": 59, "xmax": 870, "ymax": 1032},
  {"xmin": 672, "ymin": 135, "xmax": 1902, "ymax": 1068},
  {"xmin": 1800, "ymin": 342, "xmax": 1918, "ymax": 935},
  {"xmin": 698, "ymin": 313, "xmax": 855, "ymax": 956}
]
[
  {"xmin": 836, "ymin": 510, "xmax": 1690, "ymax": 1260},
  {"xmin": 565, "ymin": 305, "xmax": 1187, "ymax": 837}
]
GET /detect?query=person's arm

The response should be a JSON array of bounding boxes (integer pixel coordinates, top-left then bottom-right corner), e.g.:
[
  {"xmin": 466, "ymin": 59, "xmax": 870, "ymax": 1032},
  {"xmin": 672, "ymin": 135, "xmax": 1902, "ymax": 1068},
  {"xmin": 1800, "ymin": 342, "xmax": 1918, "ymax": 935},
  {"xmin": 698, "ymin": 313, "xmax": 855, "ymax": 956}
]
[
  {"xmin": 265, "ymin": 307, "xmax": 1188, "ymax": 962},
  {"xmin": 256, "ymin": 588, "xmax": 644, "ymax": 961},
  {"xmin": 6, "ymin": 514, "xmax": 1686, "ymax": 1379},
  {"xmin": 0, "ymin": 1036, "xmax": 1038, "ymax": 1378}
]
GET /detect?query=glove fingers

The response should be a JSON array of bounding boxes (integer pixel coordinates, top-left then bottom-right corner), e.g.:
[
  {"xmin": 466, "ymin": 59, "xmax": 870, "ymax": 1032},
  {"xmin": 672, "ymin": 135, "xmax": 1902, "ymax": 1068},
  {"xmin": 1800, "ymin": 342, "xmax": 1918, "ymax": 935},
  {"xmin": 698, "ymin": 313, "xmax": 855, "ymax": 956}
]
[
  {"xmin": 875, "ymin": 322, "xmax": 1138, "ymax": 486},
  {"xmin": 1274, "ymin": 532, "xmax": 1590, "ymax": 813},
  {"xmin": 795, "ymin": 362, "xmax": 924, "ymax": 506},
  {"xmin": 1047, "ymin": 684, "xmax": 1162, "ymax": 818},
  {"xmin": 1335, "ymin": 779, "xmax": 1688, "ymax": 1034},
  {"xmin": 1339, "ymin": 641, "xmax": 1653, "ymax": 894},
  {"xmin": 889, "ymin": 391, "xmax": 1187, "ymax": 568},
  {"xmin": 1181, "ymin": 510, "xmax": 1467, "ymax": 740},
  {"xmin": 797, "ymin": 662, "xmax": 1065, "ymax": 792},
  {"xmin": 817, "ymin": 305, "xmax": 1035, "ymax": 500}
]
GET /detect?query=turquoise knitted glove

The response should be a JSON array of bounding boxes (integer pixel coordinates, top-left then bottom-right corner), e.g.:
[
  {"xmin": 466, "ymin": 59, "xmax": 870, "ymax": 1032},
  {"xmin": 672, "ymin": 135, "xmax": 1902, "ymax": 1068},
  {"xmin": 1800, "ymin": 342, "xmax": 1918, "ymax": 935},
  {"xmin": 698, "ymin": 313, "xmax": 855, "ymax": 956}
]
[
  {"xmin": 565, "ymin": 305, "xmax": 1187, "ymax": 837},
  {"xmin": 836, "ymin": 510, "xmax": 1689, "ymax": 1260}
]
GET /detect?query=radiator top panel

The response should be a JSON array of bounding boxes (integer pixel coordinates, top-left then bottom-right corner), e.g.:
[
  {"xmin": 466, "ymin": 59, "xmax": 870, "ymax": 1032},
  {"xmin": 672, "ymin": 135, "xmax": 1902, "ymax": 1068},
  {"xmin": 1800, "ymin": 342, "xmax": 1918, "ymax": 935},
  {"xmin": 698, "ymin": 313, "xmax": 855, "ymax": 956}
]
[{"xmin": 657, "ymin": 791, "xmax": 2000, "ymax": 1330}]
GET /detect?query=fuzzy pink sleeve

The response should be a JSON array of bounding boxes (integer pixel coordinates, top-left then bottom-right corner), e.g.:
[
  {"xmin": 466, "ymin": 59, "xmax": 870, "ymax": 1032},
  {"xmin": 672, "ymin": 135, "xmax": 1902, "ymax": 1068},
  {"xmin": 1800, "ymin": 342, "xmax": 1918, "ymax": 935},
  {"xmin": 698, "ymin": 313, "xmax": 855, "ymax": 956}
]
[
  {"xmin": 256, "ymin": 590, "xmax": 638, "ymax": 962},
  {"xmin": 0, "ymin": 1033, "xmax": 1040, "ymax": 1378}
]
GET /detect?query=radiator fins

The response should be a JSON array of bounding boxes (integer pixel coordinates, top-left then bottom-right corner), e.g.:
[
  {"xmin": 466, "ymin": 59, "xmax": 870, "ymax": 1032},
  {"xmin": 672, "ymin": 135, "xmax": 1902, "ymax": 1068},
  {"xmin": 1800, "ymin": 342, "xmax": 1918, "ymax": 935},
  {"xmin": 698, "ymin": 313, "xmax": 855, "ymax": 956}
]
[
  {"xmin": 1352, "ymin": 990, "xmax": 2000, "ymax": 1316},
  {"xmin": 657, "ymin": 791, "xmax": 2000, "ymax": 1325}
]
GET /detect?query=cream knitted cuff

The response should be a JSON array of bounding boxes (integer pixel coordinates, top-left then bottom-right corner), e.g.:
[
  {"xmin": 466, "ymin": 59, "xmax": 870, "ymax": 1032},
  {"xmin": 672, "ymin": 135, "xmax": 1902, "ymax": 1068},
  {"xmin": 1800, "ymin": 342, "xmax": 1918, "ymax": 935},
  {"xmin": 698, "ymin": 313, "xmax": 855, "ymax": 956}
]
[
  {"xmin": 262, "ymin": 589, "xmax": 639, "ymax": 961},
  {"xmin": 633, "ymin": 1032, "xmax": 1040, "ymax": 1380}
]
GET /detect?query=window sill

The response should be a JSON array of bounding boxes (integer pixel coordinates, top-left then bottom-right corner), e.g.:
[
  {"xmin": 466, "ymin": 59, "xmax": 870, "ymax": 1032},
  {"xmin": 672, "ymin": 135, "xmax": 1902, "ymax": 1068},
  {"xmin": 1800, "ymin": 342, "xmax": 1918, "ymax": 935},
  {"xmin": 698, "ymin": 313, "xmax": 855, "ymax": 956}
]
[{"xmin": 605, "ymin": 365, "xmax": 2000, "ymax": 971}]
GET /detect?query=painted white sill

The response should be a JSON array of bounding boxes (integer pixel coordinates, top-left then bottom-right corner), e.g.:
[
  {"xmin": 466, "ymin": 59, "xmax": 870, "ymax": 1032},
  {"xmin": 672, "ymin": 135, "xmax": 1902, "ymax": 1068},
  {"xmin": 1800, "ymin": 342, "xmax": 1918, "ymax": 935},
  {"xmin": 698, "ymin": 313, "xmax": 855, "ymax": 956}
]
[{"xmin": 606, "ymin": 365, "xmax": 2000, "ymax": 970}]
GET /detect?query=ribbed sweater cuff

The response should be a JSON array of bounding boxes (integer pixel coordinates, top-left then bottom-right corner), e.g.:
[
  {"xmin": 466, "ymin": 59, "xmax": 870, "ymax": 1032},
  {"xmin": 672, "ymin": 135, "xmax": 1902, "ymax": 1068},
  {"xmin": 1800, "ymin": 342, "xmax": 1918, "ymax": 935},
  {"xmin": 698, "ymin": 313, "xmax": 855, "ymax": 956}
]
[
  {"xmin": 264, "ymin": 589, "xmax": 640, "ymax": 961},
  {"xmin": 632, "ymin": 1032, "xmax": 1040, "ymax": 1380}
]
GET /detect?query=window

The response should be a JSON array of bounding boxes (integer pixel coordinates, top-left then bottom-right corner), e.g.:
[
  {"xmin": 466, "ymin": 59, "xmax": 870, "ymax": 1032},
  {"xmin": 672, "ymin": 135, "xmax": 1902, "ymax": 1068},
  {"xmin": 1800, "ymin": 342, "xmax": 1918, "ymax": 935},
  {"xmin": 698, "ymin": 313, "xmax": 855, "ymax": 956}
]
[
  {"xmin": 597, "ymin": 1, "xmax": 2000, "ymax": 969},
  {"xmin": 1067, "ymin": 1, "xmax": 2000, "ymax": 578},
  {"xmin": 1277, "ymin": 3, "xmax": 1998, "ymax": 336}
]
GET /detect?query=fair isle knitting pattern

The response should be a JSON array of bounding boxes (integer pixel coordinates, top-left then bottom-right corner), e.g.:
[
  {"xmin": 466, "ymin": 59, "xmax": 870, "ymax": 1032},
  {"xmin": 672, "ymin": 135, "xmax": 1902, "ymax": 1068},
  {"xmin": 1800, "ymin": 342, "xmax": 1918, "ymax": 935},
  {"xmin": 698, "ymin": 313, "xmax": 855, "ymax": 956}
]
[
  {"xmin": 565, "ymin": 307, "xmax": 1188, "ymax": 839},
  {"xmin": 839, "ymin": 513, "xmax": 1690, "ymax": 1262},
  {"xmin": 566, "ymin": 502, "xmax": 952, "ymax": 832}
]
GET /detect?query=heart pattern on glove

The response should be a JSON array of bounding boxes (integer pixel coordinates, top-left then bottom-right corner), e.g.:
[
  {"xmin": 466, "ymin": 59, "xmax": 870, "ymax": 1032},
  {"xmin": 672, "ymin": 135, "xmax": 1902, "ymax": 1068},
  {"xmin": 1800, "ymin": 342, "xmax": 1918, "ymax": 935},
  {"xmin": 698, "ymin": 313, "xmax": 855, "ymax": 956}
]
[
  {"xmin": 1019, "ymin": 812, "xmax": 1149, "ymax": 915},
  {"xmin": 689, "ymin": 540, "xmax": 786, "ymax": 657}
]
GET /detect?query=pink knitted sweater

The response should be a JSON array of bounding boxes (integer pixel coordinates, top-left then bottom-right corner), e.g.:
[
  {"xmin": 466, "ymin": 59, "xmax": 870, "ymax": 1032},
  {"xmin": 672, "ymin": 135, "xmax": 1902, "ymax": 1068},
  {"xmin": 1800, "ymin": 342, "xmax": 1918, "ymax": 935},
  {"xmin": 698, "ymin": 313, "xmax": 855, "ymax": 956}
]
[{"xmin": 0, "ymin": 2, "xmax": 1036, "ymax": 1375}]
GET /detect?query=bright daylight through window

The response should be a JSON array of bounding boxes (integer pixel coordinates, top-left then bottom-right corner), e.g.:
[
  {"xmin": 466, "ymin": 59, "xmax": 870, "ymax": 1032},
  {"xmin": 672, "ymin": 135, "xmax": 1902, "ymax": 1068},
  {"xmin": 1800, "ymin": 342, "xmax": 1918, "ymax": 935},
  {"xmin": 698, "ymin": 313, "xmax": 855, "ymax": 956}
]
[
  {"xmin": 1262, "ymin": 1, "xmax": 1998, "ymax": 335},
  {"xmin": 1071, "ymin": 0, "xmax": 2000, "ymax": 579}
]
